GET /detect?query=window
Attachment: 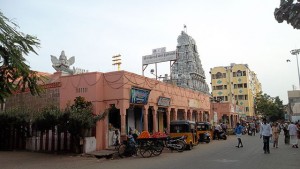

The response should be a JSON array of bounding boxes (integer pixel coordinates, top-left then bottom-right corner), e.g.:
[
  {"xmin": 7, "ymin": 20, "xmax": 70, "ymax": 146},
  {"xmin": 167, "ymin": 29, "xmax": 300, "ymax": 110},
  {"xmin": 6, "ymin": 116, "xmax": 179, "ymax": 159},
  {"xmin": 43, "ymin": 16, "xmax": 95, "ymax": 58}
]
[
  {"xmin": 243, "ymin": 71, "xmax": 246, "ymax": 76},
  {"xmin": 224, "ymin": 96, "xmax": 228, "ymax": 101},
  {"xmin": 216, "ymin": 72, "xmax": 223, "ymax": 79},
  {"xmin": 245, "ymin": 107, "xmax": 249, "ymax": 112},
  {"xmin": 244, "ymin": 83, "xmax": 247, "ymax": 88},
  {"xmin": 238, "ymin": 95, "xmax": 244, "ymax": 100},
  {"xmin": 233, "ymin": 72, "xmax": 236, "ymax": 77},
  {"xmin": 237, "ymin": 70, "xmax": 242, "ymax": 77},
  {"xmin": 76, "ymin": 87, "xmax": 88, "ymax": 93},
  {"xmin": 234, "ymin": 84, "xmax": 237, "ymax": 89},
  {"xmin": 222, "ymin": 73, "xmax": 226, "ymax": 78},
  {"xmin": 245, "ymin": 95, "xmax": 248, "ymax": 100},
  {"xmin": 224, "ymin": 85, "xmax": 227, "ymax": 89},
  {"xmin": 237, "ymin": 84, "xmax": 243, "ymax": 88},
  {"xmin": 216, "ymin": 85, "xmax": 223, "ymax": 90}
]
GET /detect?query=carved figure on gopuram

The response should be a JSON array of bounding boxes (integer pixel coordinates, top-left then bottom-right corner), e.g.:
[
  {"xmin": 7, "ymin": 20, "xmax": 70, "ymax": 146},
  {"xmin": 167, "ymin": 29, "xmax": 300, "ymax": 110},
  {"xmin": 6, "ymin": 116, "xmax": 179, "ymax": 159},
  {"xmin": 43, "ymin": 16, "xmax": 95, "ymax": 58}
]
[
  {"xmin": 51, "ymin": 50, "xmax": 75, "ymax": 75},
  {"xmin": 171, "ymin": 30, "xmax": 209, "ymax": 94}
]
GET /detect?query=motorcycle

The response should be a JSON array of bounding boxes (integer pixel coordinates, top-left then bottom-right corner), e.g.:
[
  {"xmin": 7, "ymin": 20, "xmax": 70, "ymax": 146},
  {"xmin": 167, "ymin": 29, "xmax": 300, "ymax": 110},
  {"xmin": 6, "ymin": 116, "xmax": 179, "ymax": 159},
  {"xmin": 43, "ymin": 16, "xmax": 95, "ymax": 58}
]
[
  {"xmin": 218, "ymin": 130, "xmax": 227, "ymax": 140},
  {"xmin": 198, "ymin": 132, "xmax": 211, "ymax": 143},
  {"xmin": 165, "ymin": 136, "xmax": 186, "ymax": 152}
]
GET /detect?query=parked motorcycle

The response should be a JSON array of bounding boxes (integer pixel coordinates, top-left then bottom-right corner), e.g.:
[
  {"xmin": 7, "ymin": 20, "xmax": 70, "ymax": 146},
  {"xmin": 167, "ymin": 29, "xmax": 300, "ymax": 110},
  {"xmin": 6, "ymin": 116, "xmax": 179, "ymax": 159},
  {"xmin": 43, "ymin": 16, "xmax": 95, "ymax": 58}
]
[
  {"xmin": 165, "ymin": 136, "xmax": 186, "ymax": 152},
  {"xmin": 218, "ymin": 130, "xmax": 227, "ymax": 140},
  {"xmin": 198, "ymin": 132, "xmax": 211, "ymax": 143}
]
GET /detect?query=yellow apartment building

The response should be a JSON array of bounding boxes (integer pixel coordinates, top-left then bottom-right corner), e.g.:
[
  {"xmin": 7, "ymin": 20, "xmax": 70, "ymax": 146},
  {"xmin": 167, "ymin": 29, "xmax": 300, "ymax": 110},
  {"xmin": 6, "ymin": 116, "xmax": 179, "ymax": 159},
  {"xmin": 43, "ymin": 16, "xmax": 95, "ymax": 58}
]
[{"xmin": 210, "ymin": 63, "xmax": 262, "ymax": 120}]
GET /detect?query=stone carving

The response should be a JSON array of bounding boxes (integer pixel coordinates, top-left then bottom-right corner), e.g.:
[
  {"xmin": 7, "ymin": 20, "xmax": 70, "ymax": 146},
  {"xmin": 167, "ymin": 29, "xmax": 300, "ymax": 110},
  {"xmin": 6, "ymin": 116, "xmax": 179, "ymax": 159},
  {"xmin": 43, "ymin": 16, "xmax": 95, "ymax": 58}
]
[
  {"xmin": 51, "ymin": 51, "xmax": 75, "ymax": 74},
  {"xmin": 171, "ymin": 31, "xmax": 209, "ymax": 94},
  {"xmin": 274, "ymin": 0, "xmax": 300, "ymax": 29}
]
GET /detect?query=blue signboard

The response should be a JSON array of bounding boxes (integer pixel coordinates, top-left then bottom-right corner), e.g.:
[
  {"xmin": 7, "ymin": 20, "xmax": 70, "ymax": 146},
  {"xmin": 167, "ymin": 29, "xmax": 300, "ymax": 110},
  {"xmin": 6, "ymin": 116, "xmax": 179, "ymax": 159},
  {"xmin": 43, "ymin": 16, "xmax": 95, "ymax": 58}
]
[{"xmin": 130, "ymin": 87, "xmax": 151, "ymax": 104}]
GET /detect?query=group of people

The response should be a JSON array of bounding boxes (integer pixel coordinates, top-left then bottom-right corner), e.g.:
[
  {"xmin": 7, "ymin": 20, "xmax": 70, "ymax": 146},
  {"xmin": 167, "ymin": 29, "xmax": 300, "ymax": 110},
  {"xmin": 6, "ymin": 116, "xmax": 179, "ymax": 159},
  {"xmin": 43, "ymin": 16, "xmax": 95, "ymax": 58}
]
[
  {"xmin": 213, "ymin": 123, "xmax": 227, "ymax": 140},
  {"xmin": 234, "ymin": 118, "xmax": 300, "ymax": 154}
]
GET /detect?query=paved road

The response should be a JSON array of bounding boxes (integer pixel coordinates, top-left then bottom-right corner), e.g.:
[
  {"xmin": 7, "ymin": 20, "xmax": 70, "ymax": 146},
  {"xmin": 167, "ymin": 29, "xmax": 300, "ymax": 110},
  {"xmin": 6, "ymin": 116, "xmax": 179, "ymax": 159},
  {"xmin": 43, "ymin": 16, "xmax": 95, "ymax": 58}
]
[{"xmin": 0, "ymin": 133, "xmax": 299, "ymax": 169}]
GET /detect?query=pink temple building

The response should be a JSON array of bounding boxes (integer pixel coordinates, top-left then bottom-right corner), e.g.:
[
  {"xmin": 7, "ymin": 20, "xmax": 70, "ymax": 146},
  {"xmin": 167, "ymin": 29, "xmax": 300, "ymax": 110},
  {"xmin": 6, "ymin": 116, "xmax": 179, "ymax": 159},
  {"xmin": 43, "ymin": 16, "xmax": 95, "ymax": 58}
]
[{"xmin": 59, "ymin": 70, "xmax": 211, "ymax": 150}]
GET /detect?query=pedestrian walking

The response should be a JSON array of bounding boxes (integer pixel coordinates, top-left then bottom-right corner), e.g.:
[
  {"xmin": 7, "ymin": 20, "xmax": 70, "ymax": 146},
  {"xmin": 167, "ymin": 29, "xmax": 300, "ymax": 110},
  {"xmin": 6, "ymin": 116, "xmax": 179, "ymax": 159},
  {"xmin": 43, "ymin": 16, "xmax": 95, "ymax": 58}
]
[
  {"xmin": 272, "ymin": 122, "xmax": 280, "ymax": 148},
  {"xmin": 283, "ymin": 122, "xmax": 290, "ymax": 144},
  {"xmin": 297, "ymin": 122, "xmax": 300, "ymax": 142},
  {"xmin": 287, "ymin": 122, "xmax": 298, "ymax": 148},
  {"xmin": 234, "ymin": 122, "xmax": 244, "ymax": 148},
  {"xmin": 260, "ymin": 118, "xmax": 272, "ymax": 154}
]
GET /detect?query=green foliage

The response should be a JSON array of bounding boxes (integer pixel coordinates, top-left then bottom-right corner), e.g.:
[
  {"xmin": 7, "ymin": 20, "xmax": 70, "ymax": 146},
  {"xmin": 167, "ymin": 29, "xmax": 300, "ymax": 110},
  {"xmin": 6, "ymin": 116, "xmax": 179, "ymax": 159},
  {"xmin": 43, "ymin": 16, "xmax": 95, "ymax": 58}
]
[
  {"xmin": 33, "ymin": 105, "xmax": 61, "ymax": 131},
  {"xmin": 0, "ymin": 11, "xmax": 43, "ymax": 103},
  {"xmin": 64, "ymin": 96, "xmax": 107, "ymax": 153},
  {"xmin": 0, "ymin": 108, "xmax": 30, "ymax": 127},
  {"xmin": 255, "ymin": 92, "xmax": 284, "ymax": 122},
  {"xmin": 65, "ymin": 96, "xmax": 107, "ymax": 137}
]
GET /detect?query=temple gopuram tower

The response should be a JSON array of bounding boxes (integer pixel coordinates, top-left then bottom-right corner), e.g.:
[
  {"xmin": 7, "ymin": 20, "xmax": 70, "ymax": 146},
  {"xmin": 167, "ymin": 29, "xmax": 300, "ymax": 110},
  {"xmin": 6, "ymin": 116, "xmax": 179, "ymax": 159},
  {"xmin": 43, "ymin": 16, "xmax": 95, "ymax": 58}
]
[{"xmin": 171, "ymin": 31, "xmax": 209, "ymax": 94}]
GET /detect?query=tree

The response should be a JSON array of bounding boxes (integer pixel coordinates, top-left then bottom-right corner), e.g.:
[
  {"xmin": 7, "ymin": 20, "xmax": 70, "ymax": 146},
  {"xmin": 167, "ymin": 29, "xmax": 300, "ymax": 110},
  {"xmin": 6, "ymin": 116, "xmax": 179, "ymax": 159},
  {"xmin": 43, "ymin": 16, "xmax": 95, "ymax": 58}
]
[
  {"xmin": 255, "ymin": 92, "xmax": 284, "ymax": 122},
  {"xmin": 0, "ymin": 11, "xmax": 42, "ymax": 103},
  {"xmin": 33, "ymin": 105, "xmax": 61, "ymax": 151},
  {"xmin": 65, "ymin": 96, "xmax": 107, "ymax": 153},
  {"xmin": 0, "ymin": 108, "xmax": 30, "ymax": 150},
  {"xmin": 274, "ymin": 0, "xmax": 300, "ymax": 29}
]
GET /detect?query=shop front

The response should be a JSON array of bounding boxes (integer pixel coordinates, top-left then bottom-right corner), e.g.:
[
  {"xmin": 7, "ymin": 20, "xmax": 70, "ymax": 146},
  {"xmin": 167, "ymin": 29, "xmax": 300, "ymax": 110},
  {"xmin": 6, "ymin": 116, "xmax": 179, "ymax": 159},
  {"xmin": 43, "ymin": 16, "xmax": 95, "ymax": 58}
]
[{"xmin": 60, "ymin": 70, "xmax": 211, "ymax": 150}]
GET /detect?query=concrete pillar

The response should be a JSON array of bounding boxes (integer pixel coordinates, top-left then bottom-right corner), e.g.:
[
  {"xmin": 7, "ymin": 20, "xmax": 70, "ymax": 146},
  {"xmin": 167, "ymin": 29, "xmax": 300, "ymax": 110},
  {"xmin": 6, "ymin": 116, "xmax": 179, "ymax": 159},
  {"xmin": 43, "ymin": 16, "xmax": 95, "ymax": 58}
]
[
  {"xmin": 184, "ymin": 109, "xmax": 187, "ymax": 120},
  {"xmin": 152, "ymin": 107, "xmax": 158, "ymax": 133},
  {"xmin": 188, "ymin": 110, "xmax": 193, "ymax": 121},
  {"xmin": 117, "ymin": 102, "xmax": 129, "ymax": 141},
  {"xmin": 199, "ymin": 111, "xmax": 202, "ymax": 121},
  {"xmin": 143, "ymin": 105, "xmax": 149, "ymax": 132},
  {"xmin": 166, "ymin": 108, "xmax": 171, "ymax": 133},
  {"xmin": 174, "ymin": 109, "xmax": 178, "ymax": 120}
]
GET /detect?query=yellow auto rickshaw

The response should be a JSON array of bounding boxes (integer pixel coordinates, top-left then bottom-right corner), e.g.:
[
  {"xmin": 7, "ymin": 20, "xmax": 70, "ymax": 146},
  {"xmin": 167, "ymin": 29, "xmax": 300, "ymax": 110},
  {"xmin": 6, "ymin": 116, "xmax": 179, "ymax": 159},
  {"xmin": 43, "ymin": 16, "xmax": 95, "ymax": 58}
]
[
  {"xmin": 170, "ymin": 120, "xmax": 197, "ymax": 150},
  {"xmin": 196, "ymin": 122, "xmax": 212, "ymax": 143}
]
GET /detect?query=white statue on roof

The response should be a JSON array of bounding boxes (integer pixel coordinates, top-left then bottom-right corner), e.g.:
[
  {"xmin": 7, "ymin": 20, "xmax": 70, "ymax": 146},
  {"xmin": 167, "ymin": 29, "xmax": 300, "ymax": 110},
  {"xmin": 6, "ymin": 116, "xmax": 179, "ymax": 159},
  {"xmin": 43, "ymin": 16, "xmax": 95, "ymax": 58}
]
[{"xmin": 51, "ymin": 50, "xmax": 75, "ymax": 74}]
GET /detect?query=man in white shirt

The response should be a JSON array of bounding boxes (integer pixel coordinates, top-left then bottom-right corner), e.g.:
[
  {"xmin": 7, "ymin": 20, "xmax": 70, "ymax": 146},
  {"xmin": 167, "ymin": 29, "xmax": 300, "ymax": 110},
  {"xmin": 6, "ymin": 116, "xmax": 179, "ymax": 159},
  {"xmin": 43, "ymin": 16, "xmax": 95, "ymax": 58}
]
[
  {"xmin": 260, "ymin": 118, "xmax": 272, "ymax": 154},
  {"xmin": 287, "ymin": 122, "xmax": 298, "ymax": 148},
  {"xmin": 213, "ymin": 124, "xmax": 222, "ymax": 140}
]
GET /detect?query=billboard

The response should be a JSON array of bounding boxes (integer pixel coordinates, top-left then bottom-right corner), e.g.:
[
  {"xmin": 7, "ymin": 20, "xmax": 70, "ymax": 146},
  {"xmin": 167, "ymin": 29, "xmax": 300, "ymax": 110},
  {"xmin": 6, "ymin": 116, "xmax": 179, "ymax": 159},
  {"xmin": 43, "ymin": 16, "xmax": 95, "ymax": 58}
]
[
  {"xmin": 152, "ymin": 47, "xmax": 166, "ymax": 54},
  {"xmin": 157, "ymin": 97, "xmax": 171, "ymax": 107},
  {"xmin": 130, "ymin": 87, "xmax": 151, "ymax": 104},
  {"xmin": 142, "ymin": 50, "xmax": 177, "ymax": 65}
]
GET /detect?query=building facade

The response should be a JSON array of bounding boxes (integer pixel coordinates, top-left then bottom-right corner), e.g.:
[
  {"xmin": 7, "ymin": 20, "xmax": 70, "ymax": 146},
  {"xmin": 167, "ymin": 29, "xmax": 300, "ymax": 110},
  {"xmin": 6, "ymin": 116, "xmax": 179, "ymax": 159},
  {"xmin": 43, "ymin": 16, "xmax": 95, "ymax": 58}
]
[
  {"xmin": 287, "ymin": 90, "xmax": 300, "ymax": 122},
  {"xmin": 210, "ymin": 63, "xmax": 262, "ymax": 120},
  {"xmin": 4, "ymin": 70, "xmax": 211, "ymax": 150}
]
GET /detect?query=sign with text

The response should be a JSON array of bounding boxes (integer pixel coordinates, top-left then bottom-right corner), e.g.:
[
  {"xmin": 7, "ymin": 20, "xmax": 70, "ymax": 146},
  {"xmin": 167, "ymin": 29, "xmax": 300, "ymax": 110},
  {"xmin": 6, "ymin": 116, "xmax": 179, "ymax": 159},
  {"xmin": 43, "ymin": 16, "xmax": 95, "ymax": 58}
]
[
  {"xmin": 157, "ymin": 96, "xmax": 171, "ymax": 107},
  {"xmin": 188, "ymin": 99, "xmax": 201, "ymax": 108},
  {"xmin": 152, "ymin": 47, "xmax": 166, "ymax": 54},
  {"xmin": 142, "ymin": 50, "xmax": 177, "ymax": 65},
  {"xmin": 130, "ymin": 87, "xmax": 151, "ymax": 104}
]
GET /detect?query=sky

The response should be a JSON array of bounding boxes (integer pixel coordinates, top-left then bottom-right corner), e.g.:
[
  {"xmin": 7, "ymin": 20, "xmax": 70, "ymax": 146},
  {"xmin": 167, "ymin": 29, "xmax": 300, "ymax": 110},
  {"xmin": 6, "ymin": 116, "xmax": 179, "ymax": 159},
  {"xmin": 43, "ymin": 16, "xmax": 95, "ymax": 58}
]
[{"xmin": 2, "ymin": 0, "xmax": 300, "ymax": 104}]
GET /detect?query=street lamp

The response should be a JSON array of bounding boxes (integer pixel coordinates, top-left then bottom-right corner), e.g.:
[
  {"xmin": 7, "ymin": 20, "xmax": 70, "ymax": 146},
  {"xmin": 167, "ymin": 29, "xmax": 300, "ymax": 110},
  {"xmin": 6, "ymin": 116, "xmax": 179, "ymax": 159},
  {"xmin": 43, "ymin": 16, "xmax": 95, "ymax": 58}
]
[{"xmin": 290, "ymin": 49, "xmax": 300, "ymax": 88}]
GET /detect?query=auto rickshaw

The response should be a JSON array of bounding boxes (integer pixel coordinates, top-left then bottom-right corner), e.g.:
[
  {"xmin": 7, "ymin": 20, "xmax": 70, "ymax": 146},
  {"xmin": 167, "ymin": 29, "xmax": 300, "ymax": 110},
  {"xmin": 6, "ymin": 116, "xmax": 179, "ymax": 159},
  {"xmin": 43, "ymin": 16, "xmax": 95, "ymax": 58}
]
[
  {"xmin": 196, "ymin": 122, "xmax": 212, "ymax": 143},
  {"xmin": 170, "ymin": 120, "xmax": 197, "ymax": 150}
]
